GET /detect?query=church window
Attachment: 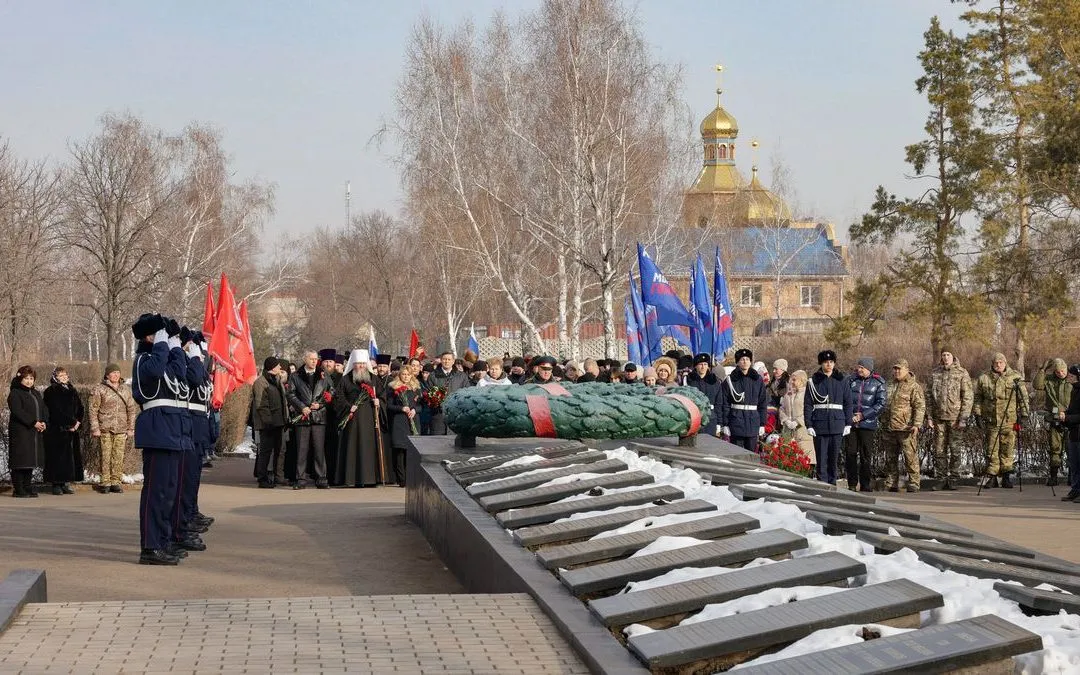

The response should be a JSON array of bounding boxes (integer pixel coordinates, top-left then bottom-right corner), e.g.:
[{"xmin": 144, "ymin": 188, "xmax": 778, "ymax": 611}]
[
  {"xmin": 718, "ymin": 144, "xmax": 727, "ymax": 160},
  {"xmin": 800, "ymin": 285, "xmax": 822, "ymax": 308},
  {"xmin": 704, "ymin": 144, "xmax": 716, "ymax": 161},
  {"xmin": 729, "ymin": 144, "xmax": 735, "ymax": 159},
  {"xmin": 740, "ymin": 285, "xmax": 762, "ymax": 307}
]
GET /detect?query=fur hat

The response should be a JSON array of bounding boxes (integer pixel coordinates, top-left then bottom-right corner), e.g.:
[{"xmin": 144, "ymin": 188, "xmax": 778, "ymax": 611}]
[
  {"xmin": 511, "ymin": 356, "xmax": 526, "ymax": 369},
  {"xmin": 694, "ymin": 353, "xmax": 712, "ymax": 366},
  {"xmin": 131, "ymin": 313, "xmax": 165, "ymax": 339},
  {"xmin": 818, "ymin": 349, "xmax": 837, "ymax": 364},
  {"xmin": 734, "ymin": 348, "xmax": 753, "ymax": 361}
]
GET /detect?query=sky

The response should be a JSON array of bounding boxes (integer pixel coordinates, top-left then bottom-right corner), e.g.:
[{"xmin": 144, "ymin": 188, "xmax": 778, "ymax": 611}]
[{"xmin": 0, "ymin": 0, "xmax": 966, "ymax": 240}]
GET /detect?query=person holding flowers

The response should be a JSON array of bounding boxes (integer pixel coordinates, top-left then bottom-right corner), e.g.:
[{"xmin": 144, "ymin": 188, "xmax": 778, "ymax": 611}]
[
  {"xmin": 384, "ymin": 364, "xmax": 421, "ymax": 487},
  {"xmin": 333, "ymin": 349, "xmax": 382, "ymax": 487},
  {"xmin": 778, "ymin": 369, "xmax": 815, "ymax": 474}
]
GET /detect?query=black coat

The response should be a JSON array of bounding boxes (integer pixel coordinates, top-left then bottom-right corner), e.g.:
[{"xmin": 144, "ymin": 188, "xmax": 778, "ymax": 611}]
[
  {"xmin": 428, "ymin": 368, "xmax": 470, "ymax": 399},
  {"xmin": 7, "ymin": 377, "xmax": 47, "ymax": 470},
  {"xmin": 43, "ymin": 382, "xmax": 85, "ymax": 483},
  {"xmin": 286, "ymin": 368, "xmax": 333, "ymax": 425},
  {"xmin": 384, "ymin": 383, "xmax": 420, "ymax": 449},
  {"xmin": 719, "ymin": 368, "xmax": 768, "ymax": 437},
  {"xmin": 1064, "ymin": 383, "xmax": 1080, "ymax": 442},
  {"xmin": 686, "ymin": 371, "xmax": 723, "ymax": 436},
  {"xmin": 333, "ymin": 372, "xmax": 383, "ymax": 486},
  {"xmin": 805, "ymin": 369, "xmax": 854, "ymax": 435}
]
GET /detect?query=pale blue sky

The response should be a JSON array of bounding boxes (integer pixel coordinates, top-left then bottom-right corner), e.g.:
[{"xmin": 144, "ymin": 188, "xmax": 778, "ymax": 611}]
[{"xmin": 0, "ymin": 1, "xmax": 963, "ymax": 238}]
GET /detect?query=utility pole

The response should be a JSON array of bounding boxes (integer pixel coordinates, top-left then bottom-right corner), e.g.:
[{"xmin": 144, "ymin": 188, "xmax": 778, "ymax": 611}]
[{"xmin": 345, "ymin": 180, "xmax": 352, "ymax": 228}]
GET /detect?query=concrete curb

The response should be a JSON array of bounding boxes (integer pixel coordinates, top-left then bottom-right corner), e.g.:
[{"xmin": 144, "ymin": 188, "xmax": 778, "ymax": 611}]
[{"xmin": 0, "ymin": 570, "xmax": 47, "ymax": 635}]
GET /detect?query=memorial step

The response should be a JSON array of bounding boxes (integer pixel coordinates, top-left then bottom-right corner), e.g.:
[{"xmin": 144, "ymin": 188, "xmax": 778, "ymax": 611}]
[
  {"xmin": 514, "ymin": 499, "xmax": 717, "ymax": 549},
  {"xmin": 917, "ymin": 551, "xmax": 1080, "ymax": 595},
  {"xmin": 626, "ymin": 578, "xmax": 943, "ymax": 672},
  {"xmin": 457, "ymin": 450, "xmax": 608, "ymax": 485},
  {"xmin": 467, "ymin": 458, "xmax": 628, "ymax": 498},
  {"xmin": 786, "ymin": 502, "xmax": 969, "ymax": 536},
  {"xmin": 858, "ymin": 533, "xmax": 1057, "ymax": 572},
  {"xmin": 559, "ymin": 529, "xmax": 808, "ymax": 597},
  {"xmin": 732, "ymin": 614, "xmax": 1042, "ymax": 675},
  {"xmin": 588, "ymin": 551, "xmax": 866, "ymax": 630},
  {"xmin": 537, "ymin": 513, "xmax": 759, "ymax": 570},
  {"xmin": 690, "ymin": 468, "xmax": 876, "ymax": 504},
  {"xmin": 495, "ymin": 485, "xmax": 685, "ymax": 529},
  {"xmin": 443, "ymin": 442, "xmax": 588, "ymax": 476},
  {"xmin": 478, "ymin": 471, "xmax": 655, "ymax": 513}
]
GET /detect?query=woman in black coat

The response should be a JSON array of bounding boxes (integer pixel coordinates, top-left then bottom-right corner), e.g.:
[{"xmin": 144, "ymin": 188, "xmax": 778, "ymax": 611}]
[
  {"xmin": 43, "ymin": 367, "xmax": 85, "ymax": 494},
  {"xmin": 383, "ymin": 367, "xmax": 420, "ymax": 487},
  {"xmin": 7, "ymin": 365, "xmax": 48, "ymax": 498}
]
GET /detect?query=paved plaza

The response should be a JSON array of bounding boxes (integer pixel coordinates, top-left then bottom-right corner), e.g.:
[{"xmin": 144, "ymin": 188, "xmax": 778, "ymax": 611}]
[{"xmin": 2, "ymin": 456, "xmax": 1077, "ymax": 674}]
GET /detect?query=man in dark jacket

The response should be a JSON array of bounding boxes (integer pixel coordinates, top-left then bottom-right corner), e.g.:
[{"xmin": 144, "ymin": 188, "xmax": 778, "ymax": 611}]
[
  {"xmin": 523, "ymin": 355, "xmax": 558, "ymax": 384},
  {"xmin": 252, "ymin": 357, "xmax": 287, "ymax": 488},
  {"xmin": 686, "ymin": 353, "xmax": 723, "ymax": 437},
  {"xmin": 508, "ymin": 357, "xmax": 528, "ymax": 384},
  {"xmin": 429, "ymin": 351, "xmax": 471, "ymax": 434},
  {"xmin": 719, "ymin": 348, "xmax": 768, "ymax": 452},
  {"xmin": 577, "ymin": 358, "xmax": 600, "ymax": 383},
  {"xmin": 805, "ymin": 350, "xmax": 854, "ymax": 485},
  {"xmin": 844, "ymin": 356, "xmax": 887, "ymax": 492},
  {"xmin": 287, "ymin": 350, "xmax": 333, "ymax": 488}
]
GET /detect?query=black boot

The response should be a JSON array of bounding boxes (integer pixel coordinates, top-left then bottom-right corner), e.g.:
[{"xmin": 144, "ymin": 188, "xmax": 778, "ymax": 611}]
[
  {"xmin": 61, "ymin": 484, "xmax": 74, "ymax": 494},
  {"xmin": 51, "ymin": 484, "xmax": 64, "ymax": 496},
  {"xmin": 983, "ymin": 475, "xmax": 998, "ymax": 489},
  {"xmin": 176, "ymin": 534, "xmax": 206, "ymax": 551},
  {"xmin": 166, "ymin": 543, "xmax": 189, "ymax": 559},
  {"xmin": 1047, "ymin": 468, "xmax": 1059, "ymax": 487},
  {"xmin": 1062, "ymin": 489, "xmax": 1079, "ymax": 501},
  {"xmin": 1001, "ymin": 472, "xmax": 1014, "ymax": 489},
  {"xmin": 139, "ymin": 549, "xmax": 180, "ymax": 565}
]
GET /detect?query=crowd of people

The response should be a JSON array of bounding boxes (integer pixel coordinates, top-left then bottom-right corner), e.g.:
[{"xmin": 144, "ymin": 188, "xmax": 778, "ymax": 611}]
[{"xmin": 248, "ymin": 345, "xmax": 1080, "ymax": 499}]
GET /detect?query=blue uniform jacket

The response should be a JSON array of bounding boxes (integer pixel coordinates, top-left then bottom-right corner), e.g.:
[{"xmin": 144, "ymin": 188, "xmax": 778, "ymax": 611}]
[
  {"xmin": 846, "ymin": 373, "xmax": 887, "ymax": 430},
  {"xmin": 187, "ymin": 355, "xmax": 212, "ymax": 449},
  {"xmin": 804, "ymin": 369, "xmax": 854, "ymax": 435},
  {"xmin": 720, "ymin": 368, "xmax": 768, "ymax": 437},
  {"xmin": 132, "ymin": 340, "xmax": 192, "ymax": 452}
]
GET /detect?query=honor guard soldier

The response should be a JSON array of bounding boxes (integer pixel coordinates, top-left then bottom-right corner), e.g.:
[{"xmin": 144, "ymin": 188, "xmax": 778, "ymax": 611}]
[
  {"xmin": 131, "ymin": 314, "xmax": 190, "ymax": 565},
  {"xmin": 719, "ymin": 348, "xmax": 768, "ymax": 452},
  {"xmin": 168, "ymin": 327, "xmax": 212, "ymax": 557},
  {"xmin": 805, "ymin": 349, "xmax": 854, "ymax": 485}
]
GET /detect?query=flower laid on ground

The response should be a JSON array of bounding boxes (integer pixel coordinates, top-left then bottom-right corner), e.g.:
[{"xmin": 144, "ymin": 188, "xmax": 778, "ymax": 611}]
[{"xmin": 759, "ymin": 435, "xmax": 812, "ymax": 476}]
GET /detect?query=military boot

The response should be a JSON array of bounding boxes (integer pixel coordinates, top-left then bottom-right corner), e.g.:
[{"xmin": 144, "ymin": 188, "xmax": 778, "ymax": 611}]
[
  {"xmin": 982, "ymin": 475, "xmax": 998, "ymax": 489},
  {"xmin": 1047, "ymin": 468, "xmax": 1059, "ymax": 487},
  {"xmin": 1001, "ymin": 472, "xmax": 1014, "ymax": 489}
]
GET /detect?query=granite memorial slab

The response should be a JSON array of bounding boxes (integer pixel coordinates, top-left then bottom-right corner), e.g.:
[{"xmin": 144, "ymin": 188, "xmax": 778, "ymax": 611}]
[
  {"xmin": 513, "ymin": 499, "xmax": 718, "ymax": 549},
  {"xmin": 495, "ymin": 485, "xmax": 685, "ymax": 529},
  {"xmin": 467, "ymin": 458, "xmax": 628, "ymax": 498},
  {"xmin": 626, "ymin": 578, "xmax": 944, "ymax": 672},
  {"xmin": 536, "ymin": 513, "xmax": 759, "ymax": 570},
  {"xmin": 857, "ymin": 532, "xmax": 1053, "ymax": 569},
  {"xmin": 478, "ymin": 471, "xmax": 655, "ymax": 513},
  {"xmin": 729, "ymin": 484, "xmax": 920, "ymax": 521},
  {"xmin": 588, "ymin": 551, "xmax": 866, "ymax": 630},
  {"xmin": 731, "ymin": 614, "xmax": 1042, "ymax": 675},
  {"xmin": 993, "ymin": 582, "xmax": 1080, "ymax": 616},
  {"xmin": 692, "ymin": 469, "xmax": 877, "ymax": 504},
  {"xmin": 917, "ymin": 551, "xmax": 1080, "ymax": 594},
  {"xmin": 559, "ymin": 529, "xmax": 808, "ymax": 597},
  {"xmin": 456, "ymin": 450, "xmax": 608, "ymax": 485},
  {"xmin": 788, "ymin": 502, "xmax": 969, "ymax": 536},
  {"xmin": 443, "ymin": 442, "xmax": 588, "ymax": 476}
]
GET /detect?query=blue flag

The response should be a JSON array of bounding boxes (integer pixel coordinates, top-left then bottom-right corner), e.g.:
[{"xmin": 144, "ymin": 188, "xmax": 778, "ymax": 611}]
[
  {"xmin": 629, "ymin": 270, "xmax": 657, "ymax": 363},
  {"xmin": 624, "ymin": 301, "xmax": 642, "ymax": 365},
  {"xmin": 691, "ymin": 255, "xmax": 713, "ymax": 356},
  {"xmin": 713, "ymin": 247, "xmax": 735, "ymax": 357},
  {"xmin": 637, "ymin": 243, "xmax": 695, "ymax": 327}
]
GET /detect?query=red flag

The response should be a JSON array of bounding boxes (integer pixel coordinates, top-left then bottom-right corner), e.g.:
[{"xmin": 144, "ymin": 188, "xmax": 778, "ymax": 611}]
[
  {"xmin": 202, "ymin": 282, "xmax": 216, "ymax": 343},
  {"xmin": 207, "ymin": 274, "xmax": 241, "ymax": 375},
  {"xmin": 409, "ymin": 329, "xmax": 426, "ymax": 359},
  {"xmin": 211, "ymin": 367, "xmax": 234, "ymax": 410},
  {"xmin": 236, "ymin": 300, "xmax": 258, "ymax": 385}
]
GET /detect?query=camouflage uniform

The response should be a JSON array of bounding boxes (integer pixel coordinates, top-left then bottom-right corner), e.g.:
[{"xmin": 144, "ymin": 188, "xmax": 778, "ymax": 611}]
[
  {"xmin": 973, "ymin": 353, "xmax": 1029, "ymax": 481},
  {"xmin": 927, "ymin": 360, "xmax": 973, "ymax": 481},
  {"xmin": 1032, "ymin": 358, "xmax": 1070, "ymax": 478},
  {"xmin": 882, "ymin": 366, "xmax": 926, "ymax": 491}
]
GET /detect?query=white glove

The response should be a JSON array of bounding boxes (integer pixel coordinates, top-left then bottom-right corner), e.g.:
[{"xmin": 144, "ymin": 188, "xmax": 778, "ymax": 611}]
[
  {"xmin": 783, "ymin": 419, "xmax": 798, "ymax": 430},
  {"xmin": 167, "ymin": 335, "xmax": 181, "ymax": 349},
  {"xmin": 200, "ymin": 341, "xmax": 209, "ymax": 353},
  {"xmin": 185, "ymin": 344, "xmax": 202, "ymax": 360},
  {"xmin": 722, "ymin": 426, "xmax": 731, "ymax": 437},
  {"xmin": 758, "ymin": 426, "xmax": 766, "ymax": 437},
  {"xmin": 808, "ymin": 428, "xmax": 816, "ymax": 438},
  {"xmin": 153, "ymin": 328, "xmax": 169, "ymax": 345},
  {"xmin": 843, "ymin": 426, "xmax": 851, "ymax": 436}
]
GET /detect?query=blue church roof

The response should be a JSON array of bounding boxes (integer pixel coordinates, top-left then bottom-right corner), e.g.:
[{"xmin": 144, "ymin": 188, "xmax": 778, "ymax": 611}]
[{"xmin": 688, "ymin": 225, "xmax": 849, "ymax": 278}]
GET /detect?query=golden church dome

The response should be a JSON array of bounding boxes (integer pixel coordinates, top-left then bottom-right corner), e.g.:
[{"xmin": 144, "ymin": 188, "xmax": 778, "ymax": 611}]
[
  {"xmin": 744, "ymin": 167, "xmax": 792, "ymax": 222},
  {"xmin": 700, "ymin": 92, "xmax": 739, "ymax": 138}
]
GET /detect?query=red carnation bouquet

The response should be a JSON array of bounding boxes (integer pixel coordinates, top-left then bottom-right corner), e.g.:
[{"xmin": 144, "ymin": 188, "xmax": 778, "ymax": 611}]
[
  {"xmin": 338, "ymin": 383, "xmax": 376, "ymax": 431},
  {"xmin": 421, "ymin": 385, "xmax": 447, "ymax": 409},
  {"xmin": 759, "ymin": 436, "xmax": 812, "ymax": 476}
]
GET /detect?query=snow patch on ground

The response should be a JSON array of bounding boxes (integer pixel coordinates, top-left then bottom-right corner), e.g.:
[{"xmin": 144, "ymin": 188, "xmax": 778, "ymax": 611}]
[
  {"xmin": 593, "ymin": 445, "xmax": 1080, "ymax": 673},
  {"xmin": 82, "ymin": 471, "xmax": 145, "ymax": 485}
]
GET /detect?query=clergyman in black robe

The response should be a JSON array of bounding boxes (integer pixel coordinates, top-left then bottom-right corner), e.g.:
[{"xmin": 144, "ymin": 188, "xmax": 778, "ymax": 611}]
[{"xmin": 333, "ymin": 359, "xmax": 382, "ymax": 487}]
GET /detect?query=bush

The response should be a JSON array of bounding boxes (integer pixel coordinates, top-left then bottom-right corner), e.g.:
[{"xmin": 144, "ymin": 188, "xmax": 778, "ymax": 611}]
[{"xmin": 216, "ymin": 384, "xmax": 252, "ymax": 454}]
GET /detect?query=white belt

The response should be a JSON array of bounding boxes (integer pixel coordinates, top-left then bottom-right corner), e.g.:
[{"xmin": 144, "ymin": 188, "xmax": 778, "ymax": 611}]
[
  {"xmin": 142, "ymin": 399, "xmax": 188, "ymax": 411},
  {"xmin": 813, "ymin": 404, "xmax": 843, "ymax": 410},
  {"xmin": 731, "ymin": 404, "xmax": 759, "ymax": 411},
  {"xmin": 188, "ymin": 403, "xmax": 208, "ymax": 413}
]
